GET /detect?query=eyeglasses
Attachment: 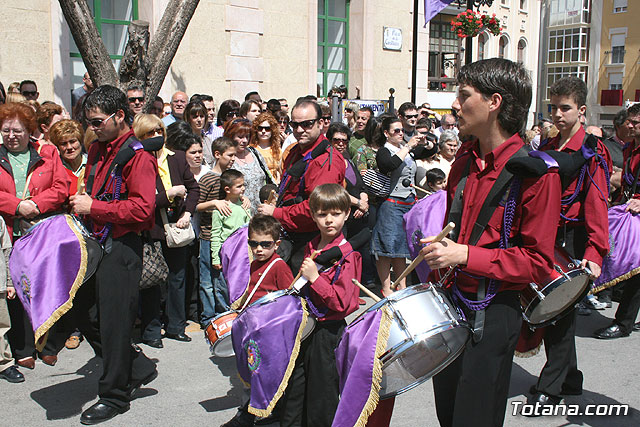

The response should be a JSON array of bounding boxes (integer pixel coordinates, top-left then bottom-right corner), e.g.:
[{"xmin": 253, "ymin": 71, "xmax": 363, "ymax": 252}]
[
  {"xmin": 247, "ymin": 240, "xmax": 275, "ymax": 249},
  {"xmin": 390, "ymin": 128, "xmax": 404, "ymax": 135},
  {"xmin": 128, "ymin": 97, "xmax": 144, "ymax": 103},
  {"xmin": 277, "ymin": 118, "xmax": 289, "ymax": 124},
  {"xmin": 331, "ymin": 137, "xmax": 348, "ymax": 144},
  {"xmin": 345, "ymin": 108, "xmax": 353, "ymax": 113},
  {"xmin": 226, "ymin": 111, "xmax": 239, "ymax": 119},
  {"xmin": 289, "ymin": 118, "xmax": 318, "ymax": 130},
  {"xmin": 0, "ymin": 128, "xmax": 25, "ymax": 136},
  {"xmin": 420, "ymin": 111, "xmax": 429, "ymax": 116},
  {"xmin": 22, "ymin": 91, "xmax": 37, "ymax": 97},
  {"xmin": 402, "ymin": 114, "xmax": 418, "ymax": 119},
  {"xmin": 257, "ymin": 125, "xmax": 271, "ymax": 131},
  {"xmin": 322, "ymin": 116, "xmax": 332, "ymax": 121},
  {"xmin": 86, "ymin": 112, "xmax": 116, "ymax": 129}
]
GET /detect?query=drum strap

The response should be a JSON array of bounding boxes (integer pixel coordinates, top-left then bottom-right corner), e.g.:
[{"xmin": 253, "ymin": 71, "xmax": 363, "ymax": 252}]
[{"xmin": 240, "ymin": 257, "xmax": 283, "ymax": 311}]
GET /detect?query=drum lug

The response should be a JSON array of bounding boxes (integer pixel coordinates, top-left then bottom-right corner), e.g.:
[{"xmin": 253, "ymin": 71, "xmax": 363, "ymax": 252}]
[
  {"xmin": 529, "ymin": 282, "xmax": 546, "ymax": 300},
  {"xmin": 554, "ymin": 264, "xmax": 571, "ymax": 281}
]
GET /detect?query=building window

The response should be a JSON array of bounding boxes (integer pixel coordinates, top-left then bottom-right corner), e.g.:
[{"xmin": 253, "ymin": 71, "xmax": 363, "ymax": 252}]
[
  {"xmin": 547, "ymin": 28, "xmax": 589, "ymax": 64},
  {"xmin": 317, "ymin": 0, "xmax": 349, "ymax": 97},
  {"xmin": 609, "ymin": 72, "xmax": 623, "ymax": 90},
  {"xmin": 498, "ymin": 35, "xmax": 509, "ymax": 59},
  {"xmin": 549, "ymin": 0, "xmax": 590, "ymax": 27},
  {"xmin": 69, "ymin": 0, "xmax": 139, "ymax": 90},
  {"xmin": 610, "ymin": 33, "xmax": 626, "ymax": 64},
  {"xmin": 546, "ymin": 65, "xmax": 587, "ymax": 99},
  {"xmin": 478, "ymin": 33, "xmax": 487, "ymax": 61},
  {"xmin": 428, "ymin": 17, "xmax": 461, "ymax": 91},
  {"xmin": 613, "ymin": 0, "xmax": 627, "ymax": 13},
  {"xmin": 501, "ymin": 0, "xmax": 509, "ymax": 5},
  {"xmin": 520, "ymin": 0, "xmax": 527, "ymax": 9},
  {"xmin": 517, "ymin": 38, "xmax": 527, "ymax": 63}
]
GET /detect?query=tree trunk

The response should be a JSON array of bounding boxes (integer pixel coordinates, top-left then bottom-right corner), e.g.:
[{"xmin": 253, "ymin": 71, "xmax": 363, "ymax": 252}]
[
  {"xmin": 118, "ymin": 20, "xmax": 150, "ymax": 91},
  {"xmin": 58, "ymin": 0, "xmax": 118, "ymax": 87}
]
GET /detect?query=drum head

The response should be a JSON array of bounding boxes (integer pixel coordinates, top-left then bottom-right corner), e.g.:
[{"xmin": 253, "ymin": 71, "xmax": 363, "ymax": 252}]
[
  {"xmin": 301, "ymin": 316, "xmax": 316, "ymax": 340},
  {"xmin": 528, "ymin": 271, "xmax": 590, "ymax": 326},
  {"xmin": 212, "ymin": 335, "xmax": 235, "ymax": 357},
  {"xmin": 379, "ymin": 325, "xmax": 470, "ymax": 399}
]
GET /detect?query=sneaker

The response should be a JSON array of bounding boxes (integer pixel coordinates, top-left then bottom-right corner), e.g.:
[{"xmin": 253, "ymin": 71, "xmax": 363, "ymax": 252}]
[{"xmin": 585, "ymin": 296, "xmax": 606, "ymax": 310}]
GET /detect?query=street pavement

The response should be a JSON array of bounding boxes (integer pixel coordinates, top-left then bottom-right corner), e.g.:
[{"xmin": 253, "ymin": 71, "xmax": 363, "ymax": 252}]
[{"xmin": 3, "ymin": 299, "xmax": 639, "ymax": 426}]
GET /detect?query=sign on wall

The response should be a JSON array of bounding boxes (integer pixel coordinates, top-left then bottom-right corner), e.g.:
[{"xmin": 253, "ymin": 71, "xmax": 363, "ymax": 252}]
[{"xmin": 383, "ymin": 27, "xmax": 402, "ymax": 51}]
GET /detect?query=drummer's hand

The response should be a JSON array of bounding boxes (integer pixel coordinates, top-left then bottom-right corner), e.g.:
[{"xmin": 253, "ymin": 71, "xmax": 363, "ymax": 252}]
[
  {"xmin": 626, "ymin": 198, "xmax": 640, "ymax": 215},
  {"xmin": 6, "ymin": 287, "xmax": 16, "ymax": 299},
  {"xmin": 17, "ymin": 200, "xmax": 40, "ymax": 219},
  {"xmin": 69, "ymin": 193, "xmax": 93, "ymax": 215},
  {"xmin": 257, "ymin": 203, "xmax": 275, "ymax": 216},
  {"xmin": 300, "ymin": 257, "xmax": 320, "ymax": 283},
  {"xmin": 213, "ymin": 264, "xmax": 222, "ymax": 270},
  {"xmin": 420, "ymin": 236, "xmax": 469, "ymax": 269},
  {"xmin": 581, "ymin": 259, "xmax": 601, "ymax": 280}
]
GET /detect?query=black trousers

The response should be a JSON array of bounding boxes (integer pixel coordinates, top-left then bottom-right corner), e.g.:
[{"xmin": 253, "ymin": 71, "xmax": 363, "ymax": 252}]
[
  {"xmin": 433, "ymin": 291, "xmax": 521, "ymax": 427},
  {"xmin": 280, "ymin": 320, "xmax": 345, "ymax": 427},
  {"xmin": 7, "ymin": 297, "xmax": 65, "ymax": 359},
  {"xmin": 71, "ymin": 233, "xmax": 156, "ymax": 409},
  {"xmin": 161, "ymin": 242, "xmax": 188, "ymax": 335},
  {"xmin": 614, "ymin": 273, "xmax": 640, "ymax": 333}
]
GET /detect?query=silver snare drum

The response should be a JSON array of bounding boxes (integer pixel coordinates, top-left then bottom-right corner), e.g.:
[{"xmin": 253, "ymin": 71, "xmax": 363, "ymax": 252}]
[{"xmin": 351, "ymin": 283, "xmax": 471, "ymax": 399}]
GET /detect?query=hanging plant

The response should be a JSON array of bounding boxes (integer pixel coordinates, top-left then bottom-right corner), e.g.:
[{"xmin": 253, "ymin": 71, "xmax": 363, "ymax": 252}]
[{"xmin": 450, "ymin": 10, "xmax": 502, "ymax": 39}]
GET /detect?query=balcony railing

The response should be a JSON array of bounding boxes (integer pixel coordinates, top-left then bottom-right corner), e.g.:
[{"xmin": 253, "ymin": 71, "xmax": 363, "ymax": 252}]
[{"xmin": 601, "ymin": 89, "xmax": 623, "ymax": 106}]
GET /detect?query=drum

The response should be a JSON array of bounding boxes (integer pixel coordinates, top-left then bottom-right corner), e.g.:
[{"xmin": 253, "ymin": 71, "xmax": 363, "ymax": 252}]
[
  {"xmin": 348, "ymin": 283, "xmax": 471, "ymax": 399},
  {"xmin": 246, "ymin": 290, "xmax": 316, "ymax": 340},
  {"xmin": 521, "ymin": 246, "xmax": 590, "ymax": 328},
  {"xmin": 205, "ymin": 310, "xmax": 239, "ymax": 357}
]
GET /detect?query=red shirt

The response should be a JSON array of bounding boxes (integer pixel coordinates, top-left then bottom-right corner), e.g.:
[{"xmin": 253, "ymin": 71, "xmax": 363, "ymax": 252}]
[
  {"xmin": 305, "ymin": 233, "xmax": 361, "ymax": 321},
  {"xmin": 247, "ymin": 252, "xmax": 293, "ymax": 305},
  {"xmin": 274, "ymin": 135, "xmax": 345, "ymax": 233},
  {"xmin": 541, "ymin": 127, "xmax": 611, "ymax": 265},
  {"xmin": 85, "ymin": 130, "xmax": 157, "ymax": 238},
  {"xmin": 622, "ymin": 139, "xmax": 640, "ymax": 200},
  {"xmin": 439, "ymin": 134, "xmax": 561, "ymax": 294}
]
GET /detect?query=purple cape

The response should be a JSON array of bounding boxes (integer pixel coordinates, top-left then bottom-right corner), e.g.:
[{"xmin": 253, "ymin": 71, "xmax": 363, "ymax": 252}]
[
  {"xmin": 333, "ymin": 306, "xmax": 393, "ymax": 427},
  {"xmin": 403, "ymin": 190, "xmax": 447, "ymax": 282},
  {"xmin": 231, "ymin": 293, "xmax": 308, "ymax": 417},
  {"xmin": 9, "ymin": 215, "xmax": 89, "ymax": 351},
  {"xmin": 592, "ymin": 205, "xmax": 640, "ymax": 293},
  {"xmin": 221, "ymin": 224, "xmax": 252, "ymax": 308}
]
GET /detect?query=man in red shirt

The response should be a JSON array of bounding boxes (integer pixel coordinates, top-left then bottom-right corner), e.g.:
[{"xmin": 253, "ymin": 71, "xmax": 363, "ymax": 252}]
[
  {"xmin": 69, "ymin": 85, "xmax": 158, "ymax": 425},
  {"xmin": 595, "ymin": 102, "xmax": 640, "ymax": 338},
  {"xmin": 420, "ymin": 58, "xmax": 561, "ymax": 426},
  {"xmin": 257, "ymin": 100, "xmax": 345, "ymax": 272}
]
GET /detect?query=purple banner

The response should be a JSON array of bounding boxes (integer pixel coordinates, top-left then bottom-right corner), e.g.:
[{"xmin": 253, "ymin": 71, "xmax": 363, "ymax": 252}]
[
  {"xmin": 9, "ymin": 215, "xmax": 88, "ymax": 350},
  {"xmin": 403, "ymin": 190, "xmax": 447, "ymax": 282},
  {"xmin": 592, "ymin": 205, "xmax": 640, "ymax": 292},
  {"xmin": 221, "ymin": 224, "xmax": 252, "ymax": 308},
  {"xmin": 333, "ymin": 307, "xmax": 392, "ymax": 427},
  {"xmin": 232, "ymin": 293, "xmax": 308, "ymax": 417},
  {"xmin": 425, "ymin": 0, "xmax": 455, "ymax": 25}
]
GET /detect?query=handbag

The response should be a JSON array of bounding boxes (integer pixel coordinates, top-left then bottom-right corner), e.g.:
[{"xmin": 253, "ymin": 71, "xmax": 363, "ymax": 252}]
[
  {"xmin": 160, "ymin": 209, "xmax": 196, "ymax": 248},
  {"xmin": 140, "ymin": 240, "xmax": 168, "ymax": 289},
  {"xmin": 362, "ymin": 169, "xmax": 391, "ymax": 198}
]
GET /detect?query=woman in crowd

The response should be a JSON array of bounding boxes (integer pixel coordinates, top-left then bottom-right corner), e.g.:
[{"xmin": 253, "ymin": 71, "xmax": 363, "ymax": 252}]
[
  {"xmin": 184, "ymin": 100, "xmax": 214, "ymax": 166},
  {"xmin": 343, "ymin": 101, "xmax": 359, "ymax": 131},
  {"xmin": 250, "ymin": 112, "xmax": 282, "ymax": 184},
  {"xmin": 225, "ymin": 118, "xmax": 271, "ymax": 214},
  {"xmin": 0, "ymin": 102, "xmax": 70, "ymax": 368},
  {"xmin": 415, "ymin": 129, "xmax": 458, "ymax": 189},
  {"xmin": 239, "ymin": 99, "xmax": 262, "ymax": 123},
  {"xmin": 274, "ymin": 109, "xmax": 290, "ymax": 140},
  {"xmin": 371, "ymin": 116, "xmax": 436, "ymax": 296},
  {"xmin": 216, "ymin": 99, "xmax": 241, "ymax": 128},
  {"xmin": 133, "ymin": 115, "xmax": 199, "ymax": 347}
]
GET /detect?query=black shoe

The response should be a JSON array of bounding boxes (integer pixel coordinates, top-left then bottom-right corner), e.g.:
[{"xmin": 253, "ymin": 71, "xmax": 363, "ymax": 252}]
[
  {"xmin": 164, "ymin": 332, "xmax": 192, "ymax": 342},
  {"xmin": 221, "ymin": 409, "xmax": 256, "ymax": 427},
  {"xmin": 127, "ymin": 369, "xmax": 158, "ymax": 399},
  {"xmin": 525, "ymin": 392, "xmax": 561, "ymax": 417},
  {"xmin": 0, "ymin": 366, "xmax": 25, "ymax": 383},
  {"xmin": 254, "ymin": 413, "xmax": 279, "ymax": 425},
  {"xmin": 80, "ymin": 402, "xmax": 129, "ymax": 425},
  {"xmin": 576, "ymin": 302, "xmax": 591, "ymax": 316},
  {"xmin": 594, "ymin": 324, "xmax": 630, "ymax": 339},
  {"xmin": 634, "ymin": 322, "xmax": 640, "ymax": 332},
  {"xmin": 142, "ymin": 338, "xmax": 163, "ymax": 348}
]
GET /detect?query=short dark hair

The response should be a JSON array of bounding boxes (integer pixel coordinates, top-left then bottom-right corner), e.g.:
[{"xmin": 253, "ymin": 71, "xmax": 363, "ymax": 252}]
[
  {"xmin": 240, "ymin": 99, "xmax": 261, "ymax": 118},
  {"xmin": 259, "ymin": 183, "xmax": 279, "ymax": 203},
  {"xmin": 358, "ymin": 106, "xmax": 374, "ymax": 117},
  {"xmin": 266, "ymin": 98, "xmax": 281, "ymax": 113},
  {"xmin": 166, "ymin": 120, "xmax": 201, "ymax": 151},
  {"xmin": 291, "ymin": 100, "xmax": 322, "ymax": 120},
  {"xmin": 248, "ymin": 214, "xmax": 281, "ymax": 241},
  {"xmin": 398, "ymin": 102, "xmax": 417, "ymax": 116},
  {"xmin": 426, "ymin": 168, "xmax": 446, "ymax": 186},
  {"xmin": 613, "ymin": 109, "xmax": 628, "ymax": 130},
  {"xmin": 191, "ymin": 94, "xmax": 213, "ymax": 103},
  {"xmin": 126, "ymin": 84, "xmax": 144, "ymax": 94},
  {"xmin": 220, "ymin": 169, "xmax": 244, "ymax": 198},
  {"xmin": 217, "ymin": 99, "xmax": 241, "ymax": 126},
  {"xmin": 415, "ymin": 117, "xmax": 432, "ymax": 130},
  {"xmin": 83, "ymin": 85, "xmax": 132, "ymax": 124},
  {"xmin": 184, "ymin": 100, "xmax": 208, "ymax": 126},
  {"xmin": 550, "ymin": 76, "xmax": 587, "ymax": 108},
  {"xmin": 212, "ymin": 136, "xmax": 236, "ymax": 156},
  {"xmin": 309, "ymin": 183, "xmax": 351, "ymax": 214},
  {"xmin": 457, "ymin": 58, "xmax": 532, "ymax": 136},
  {"xmin": 628, "ymin": 103, "xmax": 640, "ymax": 118},
  {"xmin": 155, "ymin": 95, "xmax": 164, "ymax": 104},
  {"xmin": 377, "ymin": 115, "xmax": 402, "ymax": 142},
  {"xmin": 326, "ymin": 122, "xmax": 352, "ymax": 141},
  {"xmin": 20, "ymin": 80, "xmax": 37, "ymax": 91},
  {"xmin": 274, "ymin": 110, "xmax": 289, "ymax": 123},
  {"xmin": 365, "ymin": 115, "xmax": 384, "ymax": 148},
  {"xmin": 245, "ymin": 91, "xmax": 260, "ymax": 101}
]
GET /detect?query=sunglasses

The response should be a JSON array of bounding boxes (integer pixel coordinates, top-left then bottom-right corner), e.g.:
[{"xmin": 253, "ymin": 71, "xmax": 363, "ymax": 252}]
[
  {"xmin": 257, "ymin": 125, "xmax": 271, "ymax": 131},
  {"xmin": 322, "ymin": 116, "xmax": 332, "ymax": 120},
  {"xmin": 289, "ymin": 118, "xmax": 318, "ymax": 130},
  {"xmin": 226, "ymin": 111, "xmax": 239, "ymax": 119},
  {"xmin": 280, "ymin": 104, "xmax": 288, "ymax": 108},
  {"xmin": 390, "ymin": 128, "xmax": 404, "ymax": 135},
  {"xmin": 403, "ymin": 114, "xmax": 418, "ymax": 119},
  {"xmin": 345, "ymin": 108, "xmax": 353, "ymax": 113},
  {"xmin": 85, "ymin": 112, "xmax": 116, "ymax": 129},
  {"xmin": 22, "ymin": 90, "xmax": 37, "ymax": 97},
  {"xmin": 247, "ymin": 240, "xmax": 275, "ymax": 249},
  {"xmin": 128, "ymin": 96, "xmax": 144, "ymax": 103},
  {"xmin": 331, "ymin": 137, "xmax": 348, "ymax": 144},
  {"xmin": 277, "ymin": 118, "xmax": 289, "ymax": 124}
]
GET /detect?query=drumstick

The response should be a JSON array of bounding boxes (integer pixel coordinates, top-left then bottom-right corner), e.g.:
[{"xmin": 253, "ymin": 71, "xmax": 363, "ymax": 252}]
[
  {"xmin": 289, "ymin": 250, "xmax": 321, "ymax": 290},
  {"xmin": 352, "ymin": 279, "xmax": 381, "ymax": 303},
  {"xmin": 78, "ymin": 182, "xmax": 86, "ymax": 195},
  {"xmin": 391, "ymin": 222, "xmax": 455, "ymax": 290},
  {"xmin": 266, "ymin": 189, "xmax": 277, "ymax": 205},
  {"xmin": 410, "ymin": 184, "xmax": 430, "ymax": 195}
]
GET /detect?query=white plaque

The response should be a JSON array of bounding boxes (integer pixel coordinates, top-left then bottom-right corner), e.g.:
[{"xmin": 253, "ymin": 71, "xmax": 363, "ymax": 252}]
[{"xmin": 383, "ymin": 27, "xmax": 402, "ymax": 51}]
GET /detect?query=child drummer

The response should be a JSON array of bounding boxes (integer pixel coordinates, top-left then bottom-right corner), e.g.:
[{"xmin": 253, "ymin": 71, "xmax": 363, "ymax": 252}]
[{"xmin": 280, "ymin": 183, "xmax": 362, "ymax": 426}]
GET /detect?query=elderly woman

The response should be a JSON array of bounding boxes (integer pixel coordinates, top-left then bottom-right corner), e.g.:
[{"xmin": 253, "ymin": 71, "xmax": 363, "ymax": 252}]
[
  {"xmin": 416, "ymin": 129, "xmax": 459, "ymax": 188},
  {"xmin": 250, "ymin": 112, "xmax": 282, "ymax": 183},
  {"xmin": 0, "ymin": 102, "xmax": 70, "ymax": 369},
  {"xmin": 133, "ymin": 114, "xmax": 200, "ymax": 347},
  {"xmin": 49, "ymin": 119, "xmax": 86, "ymax": 195}
]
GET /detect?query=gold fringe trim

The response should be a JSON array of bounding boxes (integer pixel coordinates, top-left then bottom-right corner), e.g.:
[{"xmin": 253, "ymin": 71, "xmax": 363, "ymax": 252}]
[
  {"xmin": 589, "ymin": 266, "xmax": 640, "ymax": 295},
  {"xmin": 229, "ymin": 242, "xmax": 254, "ymax": 310},
  {"xmin": 248, "ymin": 297, "xmax": 310, "ymax": 418},
  {"xmin": 354, "ymin": 305, "xmax": 393, "ymax": 427},
  {"xmin": 33, "ymin": 215, "xmax": 89, "ymax": 351},
  {"xmin": 515, "ymin": 342, "xmax": 542, "ymax": 358}
]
